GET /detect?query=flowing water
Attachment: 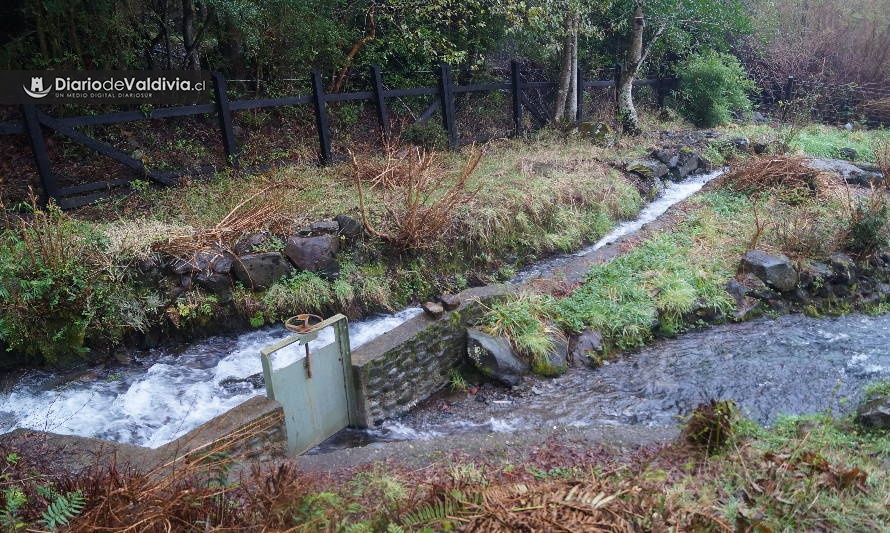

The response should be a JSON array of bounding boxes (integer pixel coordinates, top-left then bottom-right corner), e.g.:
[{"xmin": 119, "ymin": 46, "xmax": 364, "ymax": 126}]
[
  {"xmin": 0, "ymin": 309, "xmax": 420, "ymax": 448},
  {"xmin": 5, "ymin": 169, "xmax": 886, "ymax": 453}
]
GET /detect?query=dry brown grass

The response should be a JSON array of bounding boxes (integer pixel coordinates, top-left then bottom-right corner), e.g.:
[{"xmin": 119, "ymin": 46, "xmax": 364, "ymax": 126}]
[
  {"xmin": 151, "ymin": 186, "xmax": 289, "ymax": 259},
  {"xmin": 724, "ymin": 155, "xmax": 828, "ymax": 195},
  {"xmin": 352, "ymin": 145, "xmax": 483, "ymax": 250}
]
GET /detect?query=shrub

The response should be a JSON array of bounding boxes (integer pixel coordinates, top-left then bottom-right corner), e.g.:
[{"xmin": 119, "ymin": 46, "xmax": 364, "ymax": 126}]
[
  {"xmin": 845, "ymin": 194, "xmax": 890, "ymax": 257},
  {"xmin": 0, "ymin": 203, "xmax": 150, "ymax": 365},
  {"xmin": 399, "ymin": 121, "xmax": 449, "ymax": 151},
  {"xmin": 676, "ymin": 51, "xmax": 755, "ymax": 127}
]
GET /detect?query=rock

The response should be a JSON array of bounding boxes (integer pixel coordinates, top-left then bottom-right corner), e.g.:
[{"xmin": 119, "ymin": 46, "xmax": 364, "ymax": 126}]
[
  {"xmin": 466, "ymin": 328, "xmax": 528, "ymax": 387},
  {"xmin": 652, "ymin": 149, "xmax": 678, "ymax": 166},
  {"xmin": 753, "ymin": 111, "xmax": 767, "ymax": 123},
  {"xmin": 335, "ymin": 214, "xmax": 363, "ymax": 238},
  {"xmin": 194, "ymin": 271, "xmax": 232, "ymax": 297},
  {"xmin": 800, "ymin": 261, "xmax": 834, "ymax": 296},
  {"xmin": 578, "ymin": 121, "xmax": 612, "ymax": 144},
  {"xmin": 855, "ymin": 161, "xmax": 880, "ymax": 173},
  {"xmin": 856, "ymin": 396, "xmax": 890, "ymax": 429},
  {"xmin": 234, "ymin": 232, "xmax": 271, "ymax": 255},
  {"xmin": 536, "ymin": 336, "xmax": 568, "ymax": 376},
  {"xmin": 741, "ymin": 250, "xmax": 799, "ymax": 292},
  {"xmin": 844, "ymin": 123, "xmax": 854, "ymax": 131},
  {"xmin": 568, "ymin": 329, "xmax": 604, "ymax": 363},
  {"xmin": 670, "ymin": 149, "xmax": 703, "ymax": 181},
  {"xmin": 438, "ymin": 294, "xmax": 461, "ymax": 311},
  {"xmin": 627, "ymin": 159, "xmax": 670, "ymax": 180},
  {"xmin": 725, "ymin": 279, "xmax": 747, "ymax": 305},
  {"xmin": 752, "ymin": 141, "xmax": 769, "ymax": 155},
  {"xmin": 421, "ymin": 301, "xmax": 444, "ymax": 318},
  {"xmin": 310, "ymin": 220, "xmax": 340, "ymax": 234},
  {"xmin": 170, "ymin": 249, "xmax": 233, "ymax": 275},
  {"xmin": 729, "ymin": 137, "xmax": 751, "ymax": 151},
  {"xmin": 220, "ymin": 373, "xmax": 265, "ymax": 391},
  {"xmin": 829, "ymin": 253, "xmax": 856, "ymax": 285},
  {"xmin": 838, "ymin": 147, "xmax": 857, "ymax": 161},
  {"xmin": 232, "ymin": 252, "xmax": 294, "ymax": 289},
  {"xmin": 806, "ymin": 158, "xmax": 883, "ymax": 187},
  {"xmin": 284, "ymin": 234, "xmax": 339, "ymax": 272}
]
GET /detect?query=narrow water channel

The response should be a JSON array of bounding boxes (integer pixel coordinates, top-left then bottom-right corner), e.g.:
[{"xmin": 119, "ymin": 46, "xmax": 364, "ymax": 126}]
[{"xmin": 16, "ymin": 168, "xmax": 874, "ymax": 454}]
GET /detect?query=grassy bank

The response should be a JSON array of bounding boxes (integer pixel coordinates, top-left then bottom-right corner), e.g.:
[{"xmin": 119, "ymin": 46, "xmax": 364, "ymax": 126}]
[
  {"xmin": 482, "ymin": 149, "xmax": 890, "ymax": 367},
  {"xmin": 2, "ymin": 397, "xmax": 887, "ymax": 531},
  {"xmin": 1, "ymin": 135, "xmax": 644, "ymax": 366}
]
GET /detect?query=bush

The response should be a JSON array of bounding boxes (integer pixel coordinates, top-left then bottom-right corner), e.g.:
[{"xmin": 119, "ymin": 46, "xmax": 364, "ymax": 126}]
[
  {"xmin": 676, "ymin": 51, "xmax": 755, "ymax": 127},
  {"xmin": 399, "ymin": 121, "xmax": 449, "ymax": 152},
  {"xmin": 0, "ymin": 204, "xmax": 151, "ymax": 365}
]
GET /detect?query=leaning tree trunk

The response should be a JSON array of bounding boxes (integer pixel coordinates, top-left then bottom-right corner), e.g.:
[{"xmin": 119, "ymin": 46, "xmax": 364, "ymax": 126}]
[{"xmin": 617, "ymin": 1, "xmax": 645, "ymax": 134}]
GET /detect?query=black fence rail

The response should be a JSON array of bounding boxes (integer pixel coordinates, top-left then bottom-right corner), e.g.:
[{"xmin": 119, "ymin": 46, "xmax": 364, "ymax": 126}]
[
  {"xmin": 0, "ymin": 61, "xmax": 674, "ymax": 209},
  {"xmin": 755, "ymin": 75, "xmax": 890, "ymax": 127}
]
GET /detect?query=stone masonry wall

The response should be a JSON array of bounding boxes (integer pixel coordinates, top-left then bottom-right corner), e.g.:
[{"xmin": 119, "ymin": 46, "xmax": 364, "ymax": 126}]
[{"xmin": 350, "ymin": 284, "xmax": 513, "ymax": 427}]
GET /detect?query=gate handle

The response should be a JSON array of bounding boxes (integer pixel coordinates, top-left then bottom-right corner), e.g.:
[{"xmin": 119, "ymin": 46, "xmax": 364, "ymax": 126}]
[{"xmin": 285, "ymin": 314, "xmax": 324, "ymax": 333}]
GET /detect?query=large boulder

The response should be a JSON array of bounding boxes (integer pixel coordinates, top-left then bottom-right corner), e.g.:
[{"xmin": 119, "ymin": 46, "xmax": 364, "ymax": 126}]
[
  {"xmin": 651, "ymin": 148, "xmax": 704, "ymax": 181},
  {"xmin": 466, "ymin": 328, "xmax": 528, "ymax": 387},
  {"xmin": 741, "ymin": 250, "xmax": 799, "ymax": 292},
  {"xmin": 857, "ymin": 396, "xmax": 890, "ymax": 430},
  {"xmin": 806, "ymin": 158, "xmax": 883, "ymax": 187},
  {"xmin": 232, "ymin": 252, "xmax": 294, "ymax": 289},
  {"xmin": 627, "ymin": 159, "xmax": 670, "ymax": 180},
  {"xmin": 284, "ymin": 234, "xmax": 339, "ymax": 272}
]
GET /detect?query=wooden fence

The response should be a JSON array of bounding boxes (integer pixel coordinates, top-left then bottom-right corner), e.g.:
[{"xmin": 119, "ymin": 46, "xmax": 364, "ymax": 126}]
[{"xmin": 0, "ymin": 61, "xmax": 673, "ymax": 209}]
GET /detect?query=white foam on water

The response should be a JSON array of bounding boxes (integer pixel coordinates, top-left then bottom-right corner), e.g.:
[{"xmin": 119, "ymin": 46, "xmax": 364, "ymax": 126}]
[{"xmin": 0, "ymin": 308, "xmax": 421, "ymax": 448}]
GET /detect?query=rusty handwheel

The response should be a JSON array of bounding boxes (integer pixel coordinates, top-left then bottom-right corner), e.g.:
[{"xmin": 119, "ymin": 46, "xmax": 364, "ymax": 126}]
[{"xmin": 284, "ymin": 313, "xmax": 324, "ymax": 333}]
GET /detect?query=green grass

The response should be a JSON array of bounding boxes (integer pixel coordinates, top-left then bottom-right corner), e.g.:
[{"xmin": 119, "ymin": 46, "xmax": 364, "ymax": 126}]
[{"xmin": 721, "ymin": 122, "xmax": 890, "ymax": 162}]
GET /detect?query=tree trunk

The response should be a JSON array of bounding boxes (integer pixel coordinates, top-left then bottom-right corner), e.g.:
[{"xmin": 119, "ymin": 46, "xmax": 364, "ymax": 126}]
[
  {"xmin": 553, "ymin": 12, "xmax": 574, "ymax": 121},
  {"xmin": 568, "ymin": 15, "xmax": 579, "ymax": 120},
  {"xmin": 617, "ymin": 1, "xmax": 645, "ymax": 134},
  {"xmin": 181, "ymin": 0, "xmax": 201, "ymax": 70}
]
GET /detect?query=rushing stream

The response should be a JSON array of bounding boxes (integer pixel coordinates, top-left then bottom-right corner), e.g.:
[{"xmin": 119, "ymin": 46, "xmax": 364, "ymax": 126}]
[
  {"xmin": 359, "ymin": 313, "xmax": 890, "ymax": 447},
  {"xmin": 4, "ymin": 169, "xmax": 886, "ymax": 453}
]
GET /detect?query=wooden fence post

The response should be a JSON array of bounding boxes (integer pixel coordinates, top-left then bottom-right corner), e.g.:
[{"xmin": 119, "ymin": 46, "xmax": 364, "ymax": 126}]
[
  {"xmin": 437, "ymin": 63, "xmax": 457, "ymax": 149},
  {"xmin": 311, "ymin": 71, "xmax": 333, "ymax": 165},
  {"xmin": 656, "ymin": 67, "xmax": 666, "ymax": 107},
  {"xmin": 784, "ymin": 76, "xmax": 795, "ymax": 102},
  {"xmin": 212, "ymin": 72, "xmax": 239, "ymax": 167},
  {"xmin": 511, "ymin": 60, "xmax": 524, "ymax": 137},
  {"xmin": 576, "ymin": 66, "xmax": 585, "ymax": 123},
  {"xmin": 370, "ymin": 65, "xmax": 391, "ymax": 144},
  {"xmin": 21, "ymin": 104, "xmax": 58, "ymax": 203}
]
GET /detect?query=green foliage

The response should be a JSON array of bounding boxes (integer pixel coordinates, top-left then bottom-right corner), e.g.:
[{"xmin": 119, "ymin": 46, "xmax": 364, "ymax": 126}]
[
  {"xmin": 845, "ymin": 196, "xmax": 889, "ymax": 257},
  {"xmin": 676, "ymin": 51, "xmax": 755, "ymax": 127},
  {"xmin": 557, "ymin": 234, "xmax": 733, "ymax": 348},
  {"xmin": 449, "ymin": 368, "xmax": 470, "ymax": 392},
  {"xmin": 0, "ymin": 204, "xmax": 153, "ymax": 365},
  {"xmin": 863, "ymin": 381, "xmax": 890, "ymax": 401},
  {"xmin": 683, "ymin": 399, "xmax": 737, "ymax": 455},
  {"xmin": 38, "ymin": 489, "xmax": 85, "ymax": 532},
  {"xmin": 399, "ymin": 121, "xmax": 448, "ymax": 152},
  {"xmin": 480, "ymin": 294, "xmax": 560, "ymax": 370}
]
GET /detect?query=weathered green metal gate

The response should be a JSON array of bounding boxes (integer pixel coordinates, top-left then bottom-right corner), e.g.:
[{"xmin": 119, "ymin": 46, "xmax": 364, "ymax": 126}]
[{"xmin": 260, "ymin": 314, "xmax": 358, "ymax": 454}]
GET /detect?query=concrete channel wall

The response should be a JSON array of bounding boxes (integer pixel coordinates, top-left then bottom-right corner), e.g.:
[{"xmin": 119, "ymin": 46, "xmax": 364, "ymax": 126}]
[{"xmin": 350, "ymin": 284, "xmax": 514, "ymax": 427}]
